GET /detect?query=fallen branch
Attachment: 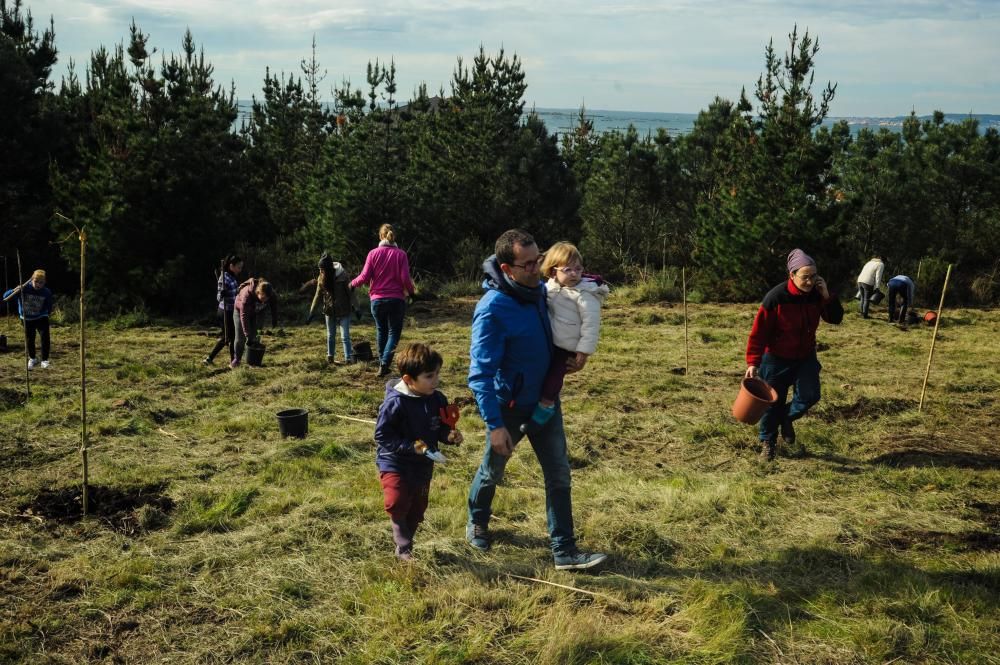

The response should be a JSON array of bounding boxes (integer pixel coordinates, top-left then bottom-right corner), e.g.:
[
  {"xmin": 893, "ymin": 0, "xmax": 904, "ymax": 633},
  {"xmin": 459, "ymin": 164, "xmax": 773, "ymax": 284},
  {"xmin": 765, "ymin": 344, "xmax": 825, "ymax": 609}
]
[
  {"xmin": 332, "ymin": 414, "xmax": 377, "ymax": 425},
  {"xmin": 505, "ymin": 572, "xmax": 616, "ymax": 601}
]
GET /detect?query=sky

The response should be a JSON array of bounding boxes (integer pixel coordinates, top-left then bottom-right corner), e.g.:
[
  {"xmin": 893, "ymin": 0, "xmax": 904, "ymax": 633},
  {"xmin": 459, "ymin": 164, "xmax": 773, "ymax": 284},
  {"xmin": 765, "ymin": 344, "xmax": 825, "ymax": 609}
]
[{"xmin": 27, "ymin": 0, "xmax": 1000, "ymax": 116}]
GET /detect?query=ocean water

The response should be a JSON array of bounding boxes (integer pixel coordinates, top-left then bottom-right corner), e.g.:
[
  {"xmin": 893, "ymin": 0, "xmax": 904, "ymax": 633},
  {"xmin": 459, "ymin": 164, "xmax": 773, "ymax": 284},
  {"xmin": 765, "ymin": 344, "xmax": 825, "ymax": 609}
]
[
  {"xmin": 234, "ymin": 101, "xmax": 998, "ymax": 137},
  {"xmin": 531, "ymin": 107, "xmax": 1000, "ymax": 137}
]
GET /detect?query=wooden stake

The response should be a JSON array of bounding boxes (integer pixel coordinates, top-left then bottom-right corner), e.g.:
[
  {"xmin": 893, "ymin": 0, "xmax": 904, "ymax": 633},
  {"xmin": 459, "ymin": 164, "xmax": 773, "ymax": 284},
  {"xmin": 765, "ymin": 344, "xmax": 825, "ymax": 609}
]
[
  {"xmin": 79, "ymin": 227, "xmax": 89, "ymax": 516},
  {"xmin": 55, "ymin": 213, "xmax": 89, "ymax": 515},
  {"xmin": 16, "ymin": 251, "xmax": 30, "ymax": 401},
  {"xmin": 918, "ymin": 264, "xmax": 952, "ymax": 412},
  {"xmin": 682, "ymin": 266, "xmax": 689, "ymax": 374}
]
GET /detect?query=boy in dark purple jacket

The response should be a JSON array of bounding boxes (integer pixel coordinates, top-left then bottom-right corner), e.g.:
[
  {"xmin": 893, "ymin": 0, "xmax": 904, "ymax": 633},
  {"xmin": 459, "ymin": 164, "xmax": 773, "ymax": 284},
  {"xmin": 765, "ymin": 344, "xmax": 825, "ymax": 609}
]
[{"xmin": 375, "ymin": 343, "xmax": 463, "ymax": 560}]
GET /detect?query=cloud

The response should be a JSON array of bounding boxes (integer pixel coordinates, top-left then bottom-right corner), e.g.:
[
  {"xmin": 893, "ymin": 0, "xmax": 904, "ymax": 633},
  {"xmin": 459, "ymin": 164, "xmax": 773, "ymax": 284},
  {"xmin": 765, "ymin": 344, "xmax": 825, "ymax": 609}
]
[{"xmin": 29, "ymin": 0, "xmax": 1000, "ymax": 114}]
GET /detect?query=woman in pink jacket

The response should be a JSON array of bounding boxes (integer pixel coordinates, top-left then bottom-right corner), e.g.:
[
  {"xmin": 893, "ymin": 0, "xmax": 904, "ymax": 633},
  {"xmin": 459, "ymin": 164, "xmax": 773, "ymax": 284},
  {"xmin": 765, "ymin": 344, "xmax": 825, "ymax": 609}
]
[{"xmin": 351, "ymin": 224, "xmax": 415, "ymax": 376}]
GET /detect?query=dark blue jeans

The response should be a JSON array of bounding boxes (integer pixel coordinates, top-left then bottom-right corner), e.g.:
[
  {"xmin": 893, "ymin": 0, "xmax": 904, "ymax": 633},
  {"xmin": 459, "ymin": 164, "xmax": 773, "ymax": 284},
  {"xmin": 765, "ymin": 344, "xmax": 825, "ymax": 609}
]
[
  {"xmin": 887, "ymin": 283, "xmax": 910, "ymax": 323},
  {"xmin": 370, "ymin": 298, "xmax": 405, "ymax": 366},
  {"xmin": 758, "ymin": 352, "xmax": 822, "ymax": 442},
  {"xmin": 467, "ymin": 404, "xmax": 576, "ymax": 555},
  {"xmin": 858, "ymin": 282, "xmax": 874, "ymax": 318}
]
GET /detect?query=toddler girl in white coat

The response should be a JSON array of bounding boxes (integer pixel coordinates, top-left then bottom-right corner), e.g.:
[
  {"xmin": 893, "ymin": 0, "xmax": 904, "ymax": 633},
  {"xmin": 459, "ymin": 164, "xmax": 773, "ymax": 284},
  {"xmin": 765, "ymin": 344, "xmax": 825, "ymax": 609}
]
[{"xmin": 521, "ymin": 242, "xmax": 610, "ymax": 434}]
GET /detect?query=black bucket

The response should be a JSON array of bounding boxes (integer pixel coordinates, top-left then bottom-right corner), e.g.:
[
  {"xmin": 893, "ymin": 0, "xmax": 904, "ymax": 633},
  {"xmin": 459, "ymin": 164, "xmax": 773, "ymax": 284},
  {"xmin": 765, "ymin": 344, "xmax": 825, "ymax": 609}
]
[
  {"xmin": 276, "ymin": 408, "xmax": 308, "ymax": 438},
  {"xmin": 246, "ymin": 342, "xmax": 266, "ymax": 367}
]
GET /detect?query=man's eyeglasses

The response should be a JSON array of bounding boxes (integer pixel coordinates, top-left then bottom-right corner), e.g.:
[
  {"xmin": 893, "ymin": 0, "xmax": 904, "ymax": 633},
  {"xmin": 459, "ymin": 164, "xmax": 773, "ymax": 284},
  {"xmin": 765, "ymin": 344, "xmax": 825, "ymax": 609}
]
[
  {"xmin": 556, "ymin": 266, "xmax": 583, "ymax": 275},
  {"xmin": 510, "ymin": 258, "xmax": 541, "ymax": 271}
]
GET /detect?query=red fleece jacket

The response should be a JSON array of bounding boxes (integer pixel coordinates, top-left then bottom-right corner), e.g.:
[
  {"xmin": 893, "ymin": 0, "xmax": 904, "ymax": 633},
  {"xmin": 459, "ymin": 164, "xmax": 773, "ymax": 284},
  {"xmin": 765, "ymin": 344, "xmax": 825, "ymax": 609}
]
[{"xmin": 746, "ymin": 279, "xmax": 844, "ymax": 367}]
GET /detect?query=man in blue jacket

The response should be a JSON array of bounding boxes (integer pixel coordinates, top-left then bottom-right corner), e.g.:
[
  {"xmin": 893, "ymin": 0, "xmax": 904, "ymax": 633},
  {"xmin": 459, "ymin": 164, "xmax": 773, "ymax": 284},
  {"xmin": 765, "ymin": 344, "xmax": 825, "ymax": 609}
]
[{"xmin": 466, "ymin": 229, "xmax": 607, "ymax": 571}]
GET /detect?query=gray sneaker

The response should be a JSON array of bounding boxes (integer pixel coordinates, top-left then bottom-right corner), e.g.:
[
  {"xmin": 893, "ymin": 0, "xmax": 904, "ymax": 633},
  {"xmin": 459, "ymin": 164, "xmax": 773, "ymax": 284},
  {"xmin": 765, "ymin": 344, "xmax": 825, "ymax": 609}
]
[
  {"xmin": 466, "ymin": 523, "xmax": 491, "ymax": 551},
  {"xmin": 554, "ymin": 549, "xmax": 607, "ymax": 571}
]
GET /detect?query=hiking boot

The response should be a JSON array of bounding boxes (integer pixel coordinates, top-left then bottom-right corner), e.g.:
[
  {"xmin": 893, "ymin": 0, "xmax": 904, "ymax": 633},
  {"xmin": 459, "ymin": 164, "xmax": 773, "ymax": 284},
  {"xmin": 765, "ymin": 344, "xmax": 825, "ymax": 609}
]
[
  {"xmin": 466, "ymin": 523, "xmax": 492, "ymax": 551},
  {"xmin": 554, "ymin": 549, "xmax": 608, "ymax": 571},
  {"xmin": 760, "ymin": 438, "xmax": 776, "ymax": 461},
  {"xmin": 378, "ymin": 363, "xmax": 391, "ymax": 377},
  {"xmin": 780, "ymin": 416, "xmax": 795, "ymax": 445},
  {"xmin": 327, "ymin": 355, "xmax": 335, "ymax": 364}
]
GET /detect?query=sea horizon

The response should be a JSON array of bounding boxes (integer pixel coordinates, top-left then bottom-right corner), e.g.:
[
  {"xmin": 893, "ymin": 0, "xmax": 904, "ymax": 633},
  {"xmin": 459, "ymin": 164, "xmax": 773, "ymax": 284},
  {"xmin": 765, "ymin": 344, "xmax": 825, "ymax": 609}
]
[{"xmin": 234, "ymin": 100, "xmax": 999, "ymax": 137}]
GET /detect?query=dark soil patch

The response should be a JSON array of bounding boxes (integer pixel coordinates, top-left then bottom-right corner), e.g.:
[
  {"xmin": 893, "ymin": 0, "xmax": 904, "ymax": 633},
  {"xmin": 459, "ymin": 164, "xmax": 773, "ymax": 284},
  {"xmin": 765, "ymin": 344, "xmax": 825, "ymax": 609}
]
[
  {"xmin": 882, "ymin": 529, "xmax": 1000, "ymax": 553},
  {"xmin": 0, "ymin": 386, "xmax": 24, "ymax": 410},
  {"xmin": 871, "ymin": 450, "xmax": 1000, "ymax": 470},
  {"xmin": 817, "ymin": 396, "xmax": 914, "ymax": 422},
  {"xmin": 450, "ymin": 395, "xmax": 476, "ymax": 409},
  {"xmin": 19, "ymin": 483, "xmax": 174, "ymax": 535},
  {"xmin": 969, "ymin": 502, "xmax": 1000, "ymax": 530}
]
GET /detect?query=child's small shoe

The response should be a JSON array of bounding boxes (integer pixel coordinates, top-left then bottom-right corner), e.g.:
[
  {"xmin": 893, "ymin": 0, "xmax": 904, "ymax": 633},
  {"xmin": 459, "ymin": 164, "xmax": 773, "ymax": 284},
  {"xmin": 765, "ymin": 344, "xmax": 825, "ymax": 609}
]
[{"xmin": 519, "ymin": 403, "xmax": 556, "ymax": 435}]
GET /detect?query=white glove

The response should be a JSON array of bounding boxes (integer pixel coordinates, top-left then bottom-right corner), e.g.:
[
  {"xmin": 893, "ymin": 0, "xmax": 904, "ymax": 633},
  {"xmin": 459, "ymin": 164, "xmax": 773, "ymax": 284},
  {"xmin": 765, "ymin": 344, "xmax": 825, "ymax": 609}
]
[{"xmin": 425, "ymin": 449, "xmax": 448, "ymax": 464}]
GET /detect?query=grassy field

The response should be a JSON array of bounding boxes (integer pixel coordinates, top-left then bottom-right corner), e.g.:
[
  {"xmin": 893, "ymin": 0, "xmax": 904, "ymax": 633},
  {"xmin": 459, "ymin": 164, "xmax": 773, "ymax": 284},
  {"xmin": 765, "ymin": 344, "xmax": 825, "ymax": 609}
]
[{"xmin": 1, "ymin": 296, "xmax": 998, "ymax": 664}]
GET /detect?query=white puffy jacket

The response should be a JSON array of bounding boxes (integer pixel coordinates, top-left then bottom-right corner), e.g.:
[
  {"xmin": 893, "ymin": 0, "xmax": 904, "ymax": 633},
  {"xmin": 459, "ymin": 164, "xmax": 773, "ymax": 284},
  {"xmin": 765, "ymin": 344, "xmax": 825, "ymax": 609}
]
[{"xmin": 545, "ymin": 277, "xmax": 610, "ymax": 355}]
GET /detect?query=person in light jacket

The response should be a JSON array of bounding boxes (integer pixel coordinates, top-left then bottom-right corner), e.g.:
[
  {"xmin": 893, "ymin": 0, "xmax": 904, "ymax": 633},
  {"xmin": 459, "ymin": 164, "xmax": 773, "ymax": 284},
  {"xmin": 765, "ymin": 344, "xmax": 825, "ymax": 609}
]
[
  {"xmin": 856, "ymin": 255, "xmax": 885, "ymax": 319},
  {"xmin": 520, "ymin": 242, "xmax": 609, "ymax": 435}
]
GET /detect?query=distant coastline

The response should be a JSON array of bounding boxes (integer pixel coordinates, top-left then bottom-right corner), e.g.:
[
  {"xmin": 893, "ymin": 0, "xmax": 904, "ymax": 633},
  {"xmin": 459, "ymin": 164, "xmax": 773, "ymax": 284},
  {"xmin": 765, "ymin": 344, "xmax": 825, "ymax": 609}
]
[
  {"xmin": 531, "ymin": 108, "xmax": 1000, "ymax": 137},
  {"xmin": 233, "ymin": 101, "xmax": 999, "ymax": 137}
]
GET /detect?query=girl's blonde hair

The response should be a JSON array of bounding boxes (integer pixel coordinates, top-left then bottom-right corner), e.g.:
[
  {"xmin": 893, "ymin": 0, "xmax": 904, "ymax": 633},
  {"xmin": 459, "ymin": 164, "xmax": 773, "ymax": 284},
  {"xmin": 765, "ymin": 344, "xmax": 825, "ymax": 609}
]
[
  {"xmin": 540, "ymin": 242, "xmax": 583, "ymax": 279},
  {"xmin": 254, "ymin": 279, "xmax": 275, "ymax": 301},
  {"xmin": 379, "ymin": 224, "xmax": 396, "ymax": 244},
  {"xmin": 31, "ymin": 269, "xmax": 46, "ymax": 281}
]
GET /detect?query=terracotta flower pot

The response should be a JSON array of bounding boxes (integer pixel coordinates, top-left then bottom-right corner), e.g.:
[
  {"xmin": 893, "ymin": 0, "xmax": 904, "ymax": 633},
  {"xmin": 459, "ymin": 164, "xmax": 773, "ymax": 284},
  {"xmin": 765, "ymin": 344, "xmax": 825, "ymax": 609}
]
[{"xmin": 732, "ymin": 377, "xmax": 778, "ymax": 425}]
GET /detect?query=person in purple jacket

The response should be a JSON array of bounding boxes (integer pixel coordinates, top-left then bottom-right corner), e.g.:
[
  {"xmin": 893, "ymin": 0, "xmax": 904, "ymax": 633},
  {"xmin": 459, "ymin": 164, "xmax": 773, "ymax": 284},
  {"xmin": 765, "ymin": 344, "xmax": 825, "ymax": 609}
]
[
  {"xmin": 203, "ymin": 255, "xmax": 243, "ymax": 365},
  {"xmin": 375, "ymin": 343, "xmax": 463, "ymax": 561},
  {"xmin": 350, "ymin": 224, "xmax": 416, "ymax": 377}
]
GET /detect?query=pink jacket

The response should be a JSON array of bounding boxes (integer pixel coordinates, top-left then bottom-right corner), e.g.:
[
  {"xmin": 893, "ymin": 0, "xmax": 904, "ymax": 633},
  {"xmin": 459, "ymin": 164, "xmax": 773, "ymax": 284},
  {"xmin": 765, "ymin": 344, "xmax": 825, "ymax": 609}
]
[{"xmin": 350, "ymin": 244, "xmax": 414, "ymax": 301}]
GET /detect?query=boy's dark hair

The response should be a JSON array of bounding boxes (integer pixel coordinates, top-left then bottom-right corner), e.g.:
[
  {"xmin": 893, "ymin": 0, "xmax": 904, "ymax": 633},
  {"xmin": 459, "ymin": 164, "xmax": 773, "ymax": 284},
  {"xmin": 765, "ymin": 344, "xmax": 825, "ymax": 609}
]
[
  {"xmin": 397, "ymin": 343, "xmax": 443, "ymax": 379},
  {"xmin": 495, "ymin": 229, "xmax": 535, "ymax": 265}
]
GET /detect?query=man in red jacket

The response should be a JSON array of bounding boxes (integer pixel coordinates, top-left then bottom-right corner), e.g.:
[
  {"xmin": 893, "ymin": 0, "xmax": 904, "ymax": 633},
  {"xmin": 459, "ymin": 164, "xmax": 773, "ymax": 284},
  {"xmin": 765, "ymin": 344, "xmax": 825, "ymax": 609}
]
[{"xmin": 745, "ymin": 249, "xmax": 843, "ymax": 460}]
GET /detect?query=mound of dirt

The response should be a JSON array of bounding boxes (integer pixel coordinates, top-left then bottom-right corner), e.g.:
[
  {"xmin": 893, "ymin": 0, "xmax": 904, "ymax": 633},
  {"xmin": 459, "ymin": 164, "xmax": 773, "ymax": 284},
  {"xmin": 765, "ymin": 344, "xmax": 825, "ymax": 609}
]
[
  {"xmin": 817, "ymin": 396, "xmax": 915, "ymax": 422},
  {"xmin": 19, "ymin": 484, "xmax": 174, "ymax": 535}
]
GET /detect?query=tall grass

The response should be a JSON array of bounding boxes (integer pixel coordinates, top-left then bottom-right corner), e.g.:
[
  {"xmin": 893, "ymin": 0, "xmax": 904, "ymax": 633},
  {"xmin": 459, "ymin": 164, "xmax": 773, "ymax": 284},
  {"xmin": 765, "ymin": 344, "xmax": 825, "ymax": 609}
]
[{"xmin": 1, "ymin": 300, "xmax": 998, "ymax": 663}]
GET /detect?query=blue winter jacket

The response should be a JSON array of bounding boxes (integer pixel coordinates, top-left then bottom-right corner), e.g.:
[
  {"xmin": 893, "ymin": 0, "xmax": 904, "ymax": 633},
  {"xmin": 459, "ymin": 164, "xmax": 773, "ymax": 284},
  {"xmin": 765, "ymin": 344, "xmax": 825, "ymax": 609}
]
[
  {"xmin": 468, "ymin": 256, "xmax": 553, "ymax": 431},
  {"xmin": 375, "ymin": 379, "xmax": 453, "ymax": 479},
  {"xmin": 3, "ymin": 282, "xmax": 53, "ymax": 321}
]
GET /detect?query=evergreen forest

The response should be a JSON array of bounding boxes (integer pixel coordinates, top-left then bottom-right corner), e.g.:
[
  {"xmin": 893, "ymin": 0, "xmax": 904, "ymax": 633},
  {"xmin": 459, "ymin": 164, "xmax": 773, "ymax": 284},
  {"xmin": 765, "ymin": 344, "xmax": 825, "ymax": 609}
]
[{"xmin": 3, "ymin": 0, "xmax": 999, "ymax": 314}]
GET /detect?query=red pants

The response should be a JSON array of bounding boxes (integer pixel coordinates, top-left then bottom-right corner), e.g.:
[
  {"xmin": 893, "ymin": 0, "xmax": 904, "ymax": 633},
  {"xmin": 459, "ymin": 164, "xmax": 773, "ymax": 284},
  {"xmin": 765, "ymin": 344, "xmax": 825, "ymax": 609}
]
[{"xmin": 379, "ymin": 472, "xmax": 430, "ymax": 534}]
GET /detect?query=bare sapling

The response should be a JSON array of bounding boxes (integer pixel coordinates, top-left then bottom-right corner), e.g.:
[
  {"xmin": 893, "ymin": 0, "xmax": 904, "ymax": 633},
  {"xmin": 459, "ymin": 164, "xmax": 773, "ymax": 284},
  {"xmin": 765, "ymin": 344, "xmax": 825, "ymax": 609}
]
[{"xmin": 55, "ymin": 212, "xmax": 90, "ymax": 515}]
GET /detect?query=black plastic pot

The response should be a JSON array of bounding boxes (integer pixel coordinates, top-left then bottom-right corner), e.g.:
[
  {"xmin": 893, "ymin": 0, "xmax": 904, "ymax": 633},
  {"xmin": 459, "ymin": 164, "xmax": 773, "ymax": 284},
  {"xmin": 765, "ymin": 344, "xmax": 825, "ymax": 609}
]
[
  {"xmin": 246, "ymin": 342, "xmax": 266, "ymax": 367},
  {"xmin": 276, "ymin": 408, "xmax": 308, "ymax": 438}
]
